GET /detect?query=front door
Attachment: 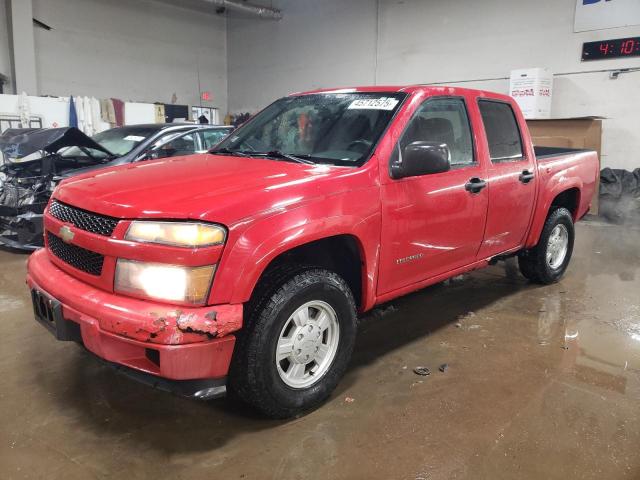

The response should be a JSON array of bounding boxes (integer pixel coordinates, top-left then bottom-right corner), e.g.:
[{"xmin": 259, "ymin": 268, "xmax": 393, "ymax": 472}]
[{"xmin": 378, "ymin": 96, "xmax": 488, "ymax": 295}]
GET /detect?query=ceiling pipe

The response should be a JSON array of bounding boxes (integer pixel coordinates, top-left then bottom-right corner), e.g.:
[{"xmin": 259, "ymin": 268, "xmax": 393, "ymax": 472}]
[{"xmin": 203, "ymin": 0, "xmax": 282, "ymax": 20}]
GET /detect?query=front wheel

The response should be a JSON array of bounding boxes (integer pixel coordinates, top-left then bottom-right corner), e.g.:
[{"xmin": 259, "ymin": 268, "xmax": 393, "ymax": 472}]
[
  {"xmin": 518, "ymin": 207, "xmax": 575, "ymax": 284},
  {"xmin": 228, "ymin": 268, "xmax": 357, "ymax": 418}
]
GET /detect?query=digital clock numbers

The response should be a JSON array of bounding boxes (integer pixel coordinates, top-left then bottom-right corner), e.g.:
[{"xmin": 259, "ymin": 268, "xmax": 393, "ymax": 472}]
[{"xmin": 582, "ymin": 37, "xmax": 640, "ymax": 61}]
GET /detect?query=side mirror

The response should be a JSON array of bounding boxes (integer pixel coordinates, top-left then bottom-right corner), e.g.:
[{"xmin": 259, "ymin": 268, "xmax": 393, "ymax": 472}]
[{"xmin": 391, "ymin": 141, "xmax": 451, "ymax": 179}]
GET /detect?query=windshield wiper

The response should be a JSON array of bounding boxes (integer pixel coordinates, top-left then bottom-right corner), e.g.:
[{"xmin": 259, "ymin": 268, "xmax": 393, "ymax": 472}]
[
  {"xmin": 211, "ymin": 148, "xmax": 315, "ymax": 164},
  {"xmin": 209, "ymin": 147, "xmax": 251, "ymax": 157},
  {"xmin": 252, "ymin": 150, "xmax": 315, "ymax": 165}
]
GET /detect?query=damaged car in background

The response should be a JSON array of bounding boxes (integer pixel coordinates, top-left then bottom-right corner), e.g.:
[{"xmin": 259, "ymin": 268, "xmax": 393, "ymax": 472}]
[
  {"xmin": 0, "ymin": 128, "xmax": 112, "ymax": 250},
  {"xmin": 0, "ymin": 124, "xmax": 233, "ymax": 250}
]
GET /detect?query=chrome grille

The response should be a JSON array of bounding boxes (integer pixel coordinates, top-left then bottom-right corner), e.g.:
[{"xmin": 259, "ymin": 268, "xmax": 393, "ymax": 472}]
[{"xmin": 49, "ymin": 200, "xmax": 118, "ymax": 237}]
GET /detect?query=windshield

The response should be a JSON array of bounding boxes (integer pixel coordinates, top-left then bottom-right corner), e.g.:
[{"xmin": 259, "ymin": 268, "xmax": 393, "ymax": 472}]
[
  {"xmin": 61, "ymin": 126, "xmax": 161, "ymax": 160},
  {"xmin": 214, "ymin": 92, "xmax": 406, "ymax": 166}
]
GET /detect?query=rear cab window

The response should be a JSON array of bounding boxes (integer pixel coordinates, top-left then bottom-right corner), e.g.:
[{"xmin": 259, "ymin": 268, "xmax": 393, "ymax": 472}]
[{"xmin": 478, "ymin": 100, "xmax": 524, "ymax": 162}]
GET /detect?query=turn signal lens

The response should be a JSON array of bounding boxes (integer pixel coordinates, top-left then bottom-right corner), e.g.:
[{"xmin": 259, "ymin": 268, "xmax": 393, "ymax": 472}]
[
  {"xmin": 115, "ymin": 259, "xmax": 216, "ymax": 305},
  {"xmin": 125, "ymin": 221, "xmax": 226, "ymax": 248}
]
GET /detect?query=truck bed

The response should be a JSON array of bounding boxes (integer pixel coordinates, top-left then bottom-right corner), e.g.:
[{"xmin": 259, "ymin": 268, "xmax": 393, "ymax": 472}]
[{"xmin": 521, "ymin": 146, "xmax": 599, "ymax": 250}]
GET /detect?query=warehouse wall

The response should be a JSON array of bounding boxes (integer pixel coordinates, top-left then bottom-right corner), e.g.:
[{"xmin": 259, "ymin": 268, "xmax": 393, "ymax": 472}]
[
  {"xmin": 0, "ymin": 0, "xmax": 11, "ymax": 92},
  {"xmin": 4, "ymin": 0, "xmax": 228, "ymax": 111},
  {"xmin": 228, "ymin": 0, "xmax": 378, "ymax": 111},
  {"xmin": 227, "ymin": 0, "xmax": 640, "ymax": 170}
]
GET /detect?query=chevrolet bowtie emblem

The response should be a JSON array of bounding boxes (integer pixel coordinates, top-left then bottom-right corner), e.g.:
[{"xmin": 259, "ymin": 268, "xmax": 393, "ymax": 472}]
[{"xmin": 59, "ymin": 225, "xmax": 75, "ymax": 244}]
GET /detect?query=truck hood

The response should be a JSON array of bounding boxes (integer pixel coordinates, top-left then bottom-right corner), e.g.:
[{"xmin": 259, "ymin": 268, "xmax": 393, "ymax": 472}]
[{"xmin": 54, "ymin": 154, "xmax": 364, "ymax": 225}]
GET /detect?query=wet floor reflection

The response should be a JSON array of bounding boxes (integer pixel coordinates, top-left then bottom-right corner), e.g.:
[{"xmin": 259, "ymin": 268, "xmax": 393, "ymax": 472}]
[{"xmin": 1, "ymin": 222, "xmax": 640, "ymax": 479}]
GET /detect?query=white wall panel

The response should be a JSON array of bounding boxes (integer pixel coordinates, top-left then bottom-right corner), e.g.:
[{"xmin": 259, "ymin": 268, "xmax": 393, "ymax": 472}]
[
  {"xmin": 228, "ymin": 0, "xmax": 640, "ymax": 170},
  {"xmin": 31, "ymin": 0, "xmax": 228, "ymax": 112}
]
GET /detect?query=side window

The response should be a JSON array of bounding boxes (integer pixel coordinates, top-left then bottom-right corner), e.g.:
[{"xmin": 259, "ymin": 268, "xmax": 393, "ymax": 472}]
[
  {"xmin": 151, "ymin": 131, "xmax": 183, "ymax": 148},
  {"xmin": 151, "ymin": 132, "xmax": 197, "ymax": 158},
  {"xmin": 478, "ymin": 100, "xmax": 523, "ymax": 162},
  {"xmin": 199, "ymin": 129, "xmax": 229, "ymax": 150},
  {"xmin": 398, "ymin": 97, "xmax": 474, "ymax": 167}
]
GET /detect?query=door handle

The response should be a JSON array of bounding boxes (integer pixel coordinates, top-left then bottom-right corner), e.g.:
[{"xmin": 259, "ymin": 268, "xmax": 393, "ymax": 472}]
[
  {"xmin": 465, "ymin": 177, "xmax": 487, "ymax": 194},
  {"xmin": 519, "ymin": 170, "xmax": 535, "ymax": 184}
]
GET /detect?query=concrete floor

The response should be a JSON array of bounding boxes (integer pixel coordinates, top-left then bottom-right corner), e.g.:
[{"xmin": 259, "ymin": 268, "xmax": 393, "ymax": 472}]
[{"xmin": 1, "ymin": 220, "xmax": 639, "ymax": 480}]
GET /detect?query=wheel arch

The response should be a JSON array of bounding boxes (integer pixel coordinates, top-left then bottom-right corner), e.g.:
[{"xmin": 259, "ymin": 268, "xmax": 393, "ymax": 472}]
[
  {"xmin": 213, "ymin": 216, "xmax": 379, "ymax": 312},
  {"xmin": 525, "ymin": 182, "xmax": 582, "ymax": 248},
  {"xmin": 550, "ymin": 187, "xmax": 581, "ymax": 220},
  {"xmin": 252, "ymin": 234, "xmax": 367, "ymax": 309}
]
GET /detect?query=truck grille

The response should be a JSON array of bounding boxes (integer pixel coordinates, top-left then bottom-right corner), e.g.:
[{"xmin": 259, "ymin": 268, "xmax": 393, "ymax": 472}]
[
  {"xmin": 49, "ymin": 200, "xmax": 118, "ymax": 237},
  {"xmin": 46, "ymin": 232, "xmax": 105, "ymax": 276}
]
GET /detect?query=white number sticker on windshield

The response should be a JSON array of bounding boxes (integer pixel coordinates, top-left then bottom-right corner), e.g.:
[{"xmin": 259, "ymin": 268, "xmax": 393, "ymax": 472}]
[
  {"xmin": 124, "ymin": 135, "xmax": 146, "ymax": 142},
  {"xmin": 347, "ymin": 97, "xmax": 399, "ymax": 110}
]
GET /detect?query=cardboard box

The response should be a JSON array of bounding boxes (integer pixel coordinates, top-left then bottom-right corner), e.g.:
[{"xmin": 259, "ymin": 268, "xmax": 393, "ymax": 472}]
[
  {"xmin": 526, "ymin": 117, "xmax": 603, "ymax": 214},
  {"xmin": 510, "ymin": 68, "xmax": 553, "ymax": 119}
]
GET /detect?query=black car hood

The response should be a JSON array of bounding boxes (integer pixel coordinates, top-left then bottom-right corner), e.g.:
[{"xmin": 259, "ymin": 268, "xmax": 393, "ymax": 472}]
[{"xmin": 0, "ymin": 127, "xmax": 112, "ymax": 159}]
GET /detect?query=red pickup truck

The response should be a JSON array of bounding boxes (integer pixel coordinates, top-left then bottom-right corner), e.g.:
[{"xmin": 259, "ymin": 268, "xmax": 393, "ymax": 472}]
[{"xmin": 27, "ymin": 86, "xmax": 598, "ymax": 418}]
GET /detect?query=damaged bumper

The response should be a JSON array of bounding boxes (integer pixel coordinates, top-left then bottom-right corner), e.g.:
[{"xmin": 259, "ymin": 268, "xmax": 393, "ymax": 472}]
[
  {"xmin": 0, "ymin": 169, "xmax": 50, "ymax": 250},
  {"xmin": 27, "ymin": 248, "xmax": 242, "ymax": 382},
  {"xmin": 0, "ymin": 209, "xmax": 43, "ymax": 250}
]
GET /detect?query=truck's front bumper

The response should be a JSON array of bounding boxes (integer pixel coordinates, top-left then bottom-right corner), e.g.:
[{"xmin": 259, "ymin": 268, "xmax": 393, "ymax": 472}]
[{"xmin": 26, "ymin": 248, "xmax": 242, "ymax": 383}]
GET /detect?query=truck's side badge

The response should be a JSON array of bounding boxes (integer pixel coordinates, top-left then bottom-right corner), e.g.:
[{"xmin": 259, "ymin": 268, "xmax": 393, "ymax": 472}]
[{"xmin": 396, "ymin": 253, "xmax": 424, "ymax": 265}]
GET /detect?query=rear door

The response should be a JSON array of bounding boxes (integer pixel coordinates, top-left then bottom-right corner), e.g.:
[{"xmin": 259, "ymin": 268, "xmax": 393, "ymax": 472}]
[
  {"xmin": 476, "ymin": 100, "xmax": 537, "ymax": 259},
  {"xmin": 377, "ymin": 96, "xmax": 489, "ymax": 295}
]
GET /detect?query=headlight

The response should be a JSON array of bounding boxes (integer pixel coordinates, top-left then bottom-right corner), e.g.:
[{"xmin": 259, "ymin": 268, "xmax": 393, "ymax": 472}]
[
  {"xmin": 115, "ymin": 259, "xmax": 216, "ymax": 305},
  {"xmin": 125, "ymin": 221, "xmax": 226, "ymax": 248}
]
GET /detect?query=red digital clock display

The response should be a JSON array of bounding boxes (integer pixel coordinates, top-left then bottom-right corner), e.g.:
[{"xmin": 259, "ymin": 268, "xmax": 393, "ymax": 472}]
[{"xmin": 582, "ymin": 37, "xmax": 640, "ymax": 61}]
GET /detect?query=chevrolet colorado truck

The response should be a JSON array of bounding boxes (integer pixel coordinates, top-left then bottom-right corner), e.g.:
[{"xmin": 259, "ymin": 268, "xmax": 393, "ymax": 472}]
[{"xmin": 26, "ymin": 86, "xmax": 598, "ymax": 418}]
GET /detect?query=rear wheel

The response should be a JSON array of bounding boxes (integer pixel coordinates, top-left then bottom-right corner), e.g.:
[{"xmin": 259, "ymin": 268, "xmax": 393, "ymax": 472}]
[
  {"xmin": 228, "ymin": 268, "xmax": 357, "ymax": 418},
  {"xmin": 518, "ymin": 207, "xmax": 574, "ymax": 284}
]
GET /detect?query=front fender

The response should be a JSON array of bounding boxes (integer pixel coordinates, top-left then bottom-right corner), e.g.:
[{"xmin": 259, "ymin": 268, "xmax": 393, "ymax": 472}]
[{"xmin": 208, "ymin": 188, "xmax": 381, "ymax": 311}]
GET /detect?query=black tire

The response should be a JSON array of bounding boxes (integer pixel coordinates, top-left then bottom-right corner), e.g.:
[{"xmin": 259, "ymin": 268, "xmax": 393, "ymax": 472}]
[
  {"xmin": 228, "ymin": 267, "xmax": 357, "ymax": 418},
  {"xmin": 518, "ymin": 207, "xmax": 574, "ymax": 284}
]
